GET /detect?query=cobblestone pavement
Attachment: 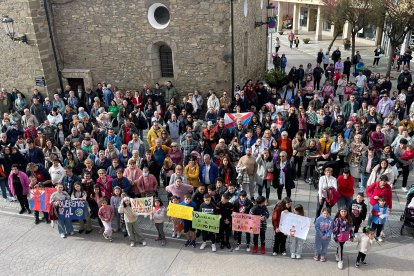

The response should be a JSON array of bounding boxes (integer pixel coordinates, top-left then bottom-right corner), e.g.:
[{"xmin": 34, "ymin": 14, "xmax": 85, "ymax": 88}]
[{"xmin": 0, "ymin": 212, "xmax": 413, "ymax": 275}]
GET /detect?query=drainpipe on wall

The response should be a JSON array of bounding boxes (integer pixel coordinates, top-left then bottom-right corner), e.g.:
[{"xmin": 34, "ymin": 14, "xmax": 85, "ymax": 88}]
[
  {"xmin": 44, "ymin": 0, "xmax": 64, "ymax": 92},
  {"xmin": 231, "ymin": 0, "xmax": 235, "ymax": 97},
  {"xmin": 266, "ymin": 0, "xmax": 270, "ymax": 73}
]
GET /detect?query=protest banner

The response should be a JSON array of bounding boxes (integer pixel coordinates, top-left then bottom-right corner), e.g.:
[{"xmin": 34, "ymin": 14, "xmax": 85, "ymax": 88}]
[
  {"xmin": 167, "ymin": 203, "xmax": 193, "ymax": 221},
  {"xmin": 130, "ymin": 197, "xmax": 153, "ymax": 215},
  {"xmin": 231, "ymin": 212, "xmax": 261, "ymax": 234},
  {"xmin": 192, "ymin": 211, "xmax": 220, "ymax": 233},
  {"xmin": 29, "ymin": 188, "xmax": 55, "ymax": 212},
  {"xmin": 279, "ymin": 212, "xmax": 311, "ymax": 240},
  {"xmin": 58, "ymin": 200, "xmax": 86, "ymax": 220}
]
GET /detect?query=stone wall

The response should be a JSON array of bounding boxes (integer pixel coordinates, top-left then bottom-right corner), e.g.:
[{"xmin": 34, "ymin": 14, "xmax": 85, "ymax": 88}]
[{"xmin": 0, "ymin": 0, "xmax": 60, "ymax": 98}]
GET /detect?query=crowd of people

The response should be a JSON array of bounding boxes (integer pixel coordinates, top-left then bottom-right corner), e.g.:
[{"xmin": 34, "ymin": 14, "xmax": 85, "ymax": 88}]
[{"xmin": 0, "ymin": 44, "xmax": 413, "ymax": 270}]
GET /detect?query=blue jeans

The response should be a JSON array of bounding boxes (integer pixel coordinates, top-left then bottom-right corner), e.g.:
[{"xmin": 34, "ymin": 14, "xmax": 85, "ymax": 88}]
[
  {"xmin": 338, "ymin": 196, "xmax": 353, "ymax": 210},
  {"xmin": 57, "ymin": 218, "xmax": 73, "ymax": 235},
  {"xmin": 0, "ymin": 178, "xmax": 10, "ymax": 199},
  {"xmin": 314, "ymin": 235, "xmax": 330, "ymax": 257},
  {"xmin": 359, "ymin": 173, "xmax": 369, "ymax": 193},
  {"xmin": 257, "ymin": 180, "xmax": 270, "ymax": 199},
  {"xmin": 367, "ymin": 204, "xmax": 374, "ymax": 227}
]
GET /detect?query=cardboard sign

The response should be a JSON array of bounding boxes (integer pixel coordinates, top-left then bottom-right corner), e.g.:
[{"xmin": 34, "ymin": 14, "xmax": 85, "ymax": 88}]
[
  {"xmin": 58, "ymin": 200, "xmax": 86, "ymax": 220},
  {"xmin": 29, "ymin": 188, "xmax": 55, "ymax": 212},
  {"xmin": 231, "ymin": 212, "xmax": 261, "ymax": 234},
  {"xmin": 279, "ymin": 212, "xmax": 311, "ymax": 240},
  {"xmin": 167, "ymin": 203, "xmax": 193, "ymax": 221},
  {"xmin": 192, "ymin": 211, "xmax": 220, "ymax": 233},
  {"xmin": 130, "ymin": 197, "xmax": 153, "ymax": 215}
]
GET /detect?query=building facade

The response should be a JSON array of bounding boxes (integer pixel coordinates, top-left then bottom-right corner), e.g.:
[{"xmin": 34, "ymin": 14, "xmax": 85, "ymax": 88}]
[{"xmin": 0, "ymin": 0, "xmax": 268, "ymax": 97}]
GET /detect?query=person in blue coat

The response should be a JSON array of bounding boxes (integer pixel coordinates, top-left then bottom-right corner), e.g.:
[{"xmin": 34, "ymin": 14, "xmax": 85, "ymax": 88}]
[
  {"xmin": 104, "ymin": 128, "xmax": 122, "ymax": 150},
  {"xmin": 199, "ymin": 154, "xmax": 218, "ymax": 187}
]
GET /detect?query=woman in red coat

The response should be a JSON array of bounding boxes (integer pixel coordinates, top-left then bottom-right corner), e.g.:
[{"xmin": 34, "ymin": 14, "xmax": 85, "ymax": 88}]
[
  {"xmin": 366, "ymin": 175, "xmax": 392, "ymax": 225},
  {"xmin": 277, "ymin": 131, "xmax": 293, "ymax": 158},
  {"xmin": 337, "ymin": 168, "xmax": 354, "ymax": 209}
]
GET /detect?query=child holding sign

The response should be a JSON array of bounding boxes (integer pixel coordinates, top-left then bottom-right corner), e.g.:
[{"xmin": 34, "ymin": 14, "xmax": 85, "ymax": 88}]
[
  {"xmin": 118, "ymin": 197, "xmax": 147, "ymax": 247},
  {"xmin": 216, "ymin": 193, "xmax": 234, "ymax": 249},
  {"xmin": 181, "ymin": 194, "xmax": 197, "ymax": 248},
  {"xmin": 199, "ymin": 194, "xmax": 217, "ymax": 252},
  {"xmin": 289, "ymin": 204, "xmax": 305, "ymax": 259},
  {"xmin": 250, "ymin": 196, "xmax": 269, "ymax": 254},
  {"xmin": 98, "ymin": 198, "xmax": 114, "ymax": 242},
  {"xmin": 272, "ymin": 197, "xmax": 292, "ymax": 256},
  {"xmin": 151, "ymin": 198, "xmax": 167, "ymax": 246},
  {"xmin": 170, "ymin": 196, "xmax": 183, "ymax": 239}
]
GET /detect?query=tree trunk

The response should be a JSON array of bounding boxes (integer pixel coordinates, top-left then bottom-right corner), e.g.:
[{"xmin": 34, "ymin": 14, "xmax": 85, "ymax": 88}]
[
  {"xmin": 386, "ymin": 45, "xmax": 395, "ymax": 78},
  {"xmin": 327, "ymin": 31, "xmax": 341, "ymax": 53},
  {"xmin": 351, "ymin": 31, "xmax": 357, "ymax": 60}
]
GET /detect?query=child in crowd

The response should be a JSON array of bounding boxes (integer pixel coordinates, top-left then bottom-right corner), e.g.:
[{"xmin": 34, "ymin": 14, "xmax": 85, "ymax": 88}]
[
  {"xmin": 215, "ymin": 177, "xmax": 227, "ymax": 198},
  {"xmin": 371, "ymin": 197, "xmax": 389, "ymax": 242},
  {"xmin": 181, "ymin": 193, "xmax": 197, "ymax": 247},
  {"xmin": 207, "ymin": 185, "xmax": 220, "ymax": 204},
  {"xmin": 71, "ymin": 182, "xmax": 92, "ymax": 234},
  {"xmin": 250, "ymin": 196, "xmax": 269, "ymax": 254},
  {"xmin": 216, "ymin": 193, "xmax": 234, "ymax": 249},
  {"xmin": 199, "ymin": 194, "xmax": 217, "ymax": 252},
  {"xmin": 118, "ymin": 197, "xmax": 146, "ymax": 247},
  {"xmin": 170, "ymin": 196, "xmax": 183, "ymax": 239},
  {"xmin": 98, "ymin": 198, "xmax": 114, "ymax": 242},
  {"xmin": 355, "ymin": 226, "xmax": 375, "ymax": 268},
  {"xmin": 89, "ymin": 185, "xmax": 104, "ymax": 232},
  {"xmin": 272, "ymin": 197, "xmax": 292, "ymax": 256},
  {"xmin": 233, "ymin": 190, "xmax": 253, "ymax": 252},
  {"xmin": 349, "ymin": 192, "xmax": 367, "ymax": 233},
  {"xmin": 119, "ymin": 192, "xmax": 128, "ymax": 237},
  {"xmin": 151, "ymin": 198, "xmax": 167, "ymax": 246},
  {"xmin": 110, "ymin": 186, "xmax": 122, "ymax": 232},
  {"xmin": 333, "ymin": 207, "xmax": 354, "ymax": 270},
  {"xmin": 192, "ymin": 185, "xmax": 206, "ymax": 211},
  {"xmin": 290, "ymin": 204, "xmax": 305, "ymax": 259},
  {"xmin": 314, "ymin": 208, "xmax": 333, "ymax": 262},
  {"xmin": 224, "ymin": 183, "xmax": 239, "ymax": 204}
]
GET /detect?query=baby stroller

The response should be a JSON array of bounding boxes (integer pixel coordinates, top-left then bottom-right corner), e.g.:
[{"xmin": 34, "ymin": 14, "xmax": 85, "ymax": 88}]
[
  {"xmin": 309, "ymin": 160, "xmax": 341, "ymax": 190},
  {"xmin": 400, "ymin": 184, "xmax": 414, "ymax": 235}
]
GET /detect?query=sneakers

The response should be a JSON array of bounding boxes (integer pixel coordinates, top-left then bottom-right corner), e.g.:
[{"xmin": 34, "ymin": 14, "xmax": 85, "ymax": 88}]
[
  {"xmin": 260, "ymin": 245, "xmax": 266, "ymax": 254},
  {"xmin": 130, "ymin": 242, "xmax": 135, "ymax": 247},
  {"xmin": 172, "ymin": 231, "xmax": 177, "ymax": 238},
  {"xmin": 281, "ymin": 252, "xmax": 287, "ymax": 256},
  {"xmin": 246, "ymin": 245, "xmax": 251, "ymax": 252},
  {"xmin": 377, "ymin": 237, "xmax": 383, "ymax": 242},
  {"xmin": 142, "ymin": 241, "xmax": 147, "ymax": 246},
  {"xmin": 200, "ymin": 242, "xmax": 207, "ymax": 250},
  {"xmin": 103, "ymin": 233, "xmax": 109, "ymax": 239},
  {"xmin": 338, "ymin": 261, "xmax": 343, "ymax": 270},
  {"xmin": 320, "ymin": 256, "xmax": 326, "ymax": 262},
  {"xmin": 109, "ymin": 237, "xmax": 113, "ymax": 242},
  {"xmin": 252, "ymin": 245, "xmax": 258, "ymax": 254},
  {"xmin": 291, "ymin": 253, "xmax": 296, "ymax": 259},
  {"xmin": 35, "ymin": 219, "xmax": 40, "ymax": 225},
  {"xmin": 296, "ymin": 254, "xmax": 301, "ymax": 259},
  {"xmin": 69, "ymin": 232, "xmax": 75, "ymax": 236},
  {"xmin": 361, "ymin": 261, "xmax": 367, "ymax": 265},
  {"xmin": 314, "ymin": 255, "xmax": 319, "ymax": 261},
  {"xmin": 335, "ymin": 254, "xmax": 340, "ymax": 262},
  {"xmin": 234, "ymin": 244, "xmax": 240, "ymax": 251},
  {"xmin": 60, "ymin": 234, "xmax": 66, "ymax": 238},
  {"xmin": 177, "ymin": 233, "xmax": 181, "ymax": 239},
  {"xmin": 355, "ymin": 261, "xmax": 360, "ymax": 268},
  {"xmin": 272, "ymin": 252, "xmax": 277, "ymax": 256},
  {"xmin": 402, "ymin": 187, "xmax": 408, "ymax": 192},
  {"xmin": 211, "ymin": 243, "xmax": 217, "ymax": 252},
  {"xmin": 185, "ymin": 240, "xmax": 191, "ymax": 247},
  {"xmin": 27, "ymin": 209, "xmax": 32, "ymax": 214},
  {"xmin": 191, "ymin": 240, "xmax": 197, "ymax": 248}
]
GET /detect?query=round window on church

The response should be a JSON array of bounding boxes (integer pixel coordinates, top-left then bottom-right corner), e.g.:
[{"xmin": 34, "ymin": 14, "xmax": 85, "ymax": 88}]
[{"xmin": 148, "ymin": 3, "xmax": 170, "ymax": 29}]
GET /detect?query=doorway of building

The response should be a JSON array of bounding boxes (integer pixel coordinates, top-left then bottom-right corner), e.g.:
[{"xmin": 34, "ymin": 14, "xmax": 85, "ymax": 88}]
[{"xmin": 67, "ymin": 78, "xmax": 85, "ymax": 91}]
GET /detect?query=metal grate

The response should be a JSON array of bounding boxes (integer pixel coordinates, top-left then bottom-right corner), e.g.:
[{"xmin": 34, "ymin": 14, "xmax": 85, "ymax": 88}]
[{"xmin": 160, "ymin": 45, "xmax": 174, "ymax": 78}]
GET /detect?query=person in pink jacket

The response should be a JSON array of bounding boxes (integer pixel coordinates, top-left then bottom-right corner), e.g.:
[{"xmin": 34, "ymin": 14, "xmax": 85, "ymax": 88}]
[
  {"xmin": 137, "ymin": 167, "xmax": 158, "ymax": 197},
  {"xmin": 123, "ymin": 158, "xmax": 143, "ymax": 197},
  {"xmin": 8, "ymin": 164, "xmax": 31, "ymax": 214},
  {"xmin": 165, "ymin": 177, "xmax": 193, "ymax": 201},
  {"xmin": 98, "ymin": 198, "xmax": 114, "ymax": 242},
  {"xmin": 369, "ymin": 125, "xmax": 385, "ymax": 150},
  {"xmin": 96, "ymin": 169, "xmax": 113, "ymax": 201}
]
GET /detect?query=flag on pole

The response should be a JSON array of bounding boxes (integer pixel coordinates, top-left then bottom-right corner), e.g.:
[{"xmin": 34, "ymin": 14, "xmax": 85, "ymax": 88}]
[{"xmin": 224, "ymin": 112, "xmax": 254, "ymax": 130}]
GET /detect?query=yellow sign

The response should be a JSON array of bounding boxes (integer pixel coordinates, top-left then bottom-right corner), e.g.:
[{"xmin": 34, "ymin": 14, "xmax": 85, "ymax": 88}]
[{"xmin": 167, "ymin": 203, "xmax": 193, "ymax": 221}]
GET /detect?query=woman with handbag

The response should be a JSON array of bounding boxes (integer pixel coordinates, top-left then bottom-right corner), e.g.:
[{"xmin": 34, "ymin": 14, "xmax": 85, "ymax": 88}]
[
  {"xmin": 315, "ymin": 167, "xmax": 338, "ymax": 220},
  {"xmin": 273, "ymin": 151, "xmax": 296, "ymax": 200},
  {"xmin": 256, "ymin": 149, "xmax": 274, "ymax": 205}
]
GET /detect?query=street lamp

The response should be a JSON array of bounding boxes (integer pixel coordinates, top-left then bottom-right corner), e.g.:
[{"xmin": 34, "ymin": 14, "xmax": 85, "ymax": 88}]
[{"xmin": 2, "ymin": 15, "xmax": 28, "ymax": 43}]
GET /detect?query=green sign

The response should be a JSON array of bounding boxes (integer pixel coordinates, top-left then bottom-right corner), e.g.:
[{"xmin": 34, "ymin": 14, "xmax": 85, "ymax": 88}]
[{"xmin": 192, "ymin": 211, "xmax": 220, "ymax": 233}]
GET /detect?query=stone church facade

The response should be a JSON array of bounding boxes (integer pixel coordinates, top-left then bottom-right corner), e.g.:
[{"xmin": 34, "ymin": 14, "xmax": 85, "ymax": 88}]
[{"xmin": 1, "ymin": 0, "xmax": 267, "ymax": 97}]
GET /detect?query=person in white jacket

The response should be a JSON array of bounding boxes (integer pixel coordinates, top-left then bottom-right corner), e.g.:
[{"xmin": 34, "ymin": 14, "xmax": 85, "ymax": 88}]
[
  {"xmin": 49, "ymin": 158, "xmax": 65, "ymax": 186},
  {"xmin": 207, "ymin": 92, "xmax": 220, "ymax": 114},
  {"xmin": 367, "ymin": 159, "xmax": 395, "ymax": 188},
  {"xmin": 355, "ymin": 227, "xmax": 375, "ymax": 267},
  {"xmin": 315, "ymin": 167, "xmax": 338, "ymax": 219}
]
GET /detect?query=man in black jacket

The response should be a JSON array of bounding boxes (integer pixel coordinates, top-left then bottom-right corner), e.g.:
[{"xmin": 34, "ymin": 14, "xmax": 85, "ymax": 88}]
[{"xmin": 313, "ymin": 63, "xmax": 324, "ymax": 90}]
